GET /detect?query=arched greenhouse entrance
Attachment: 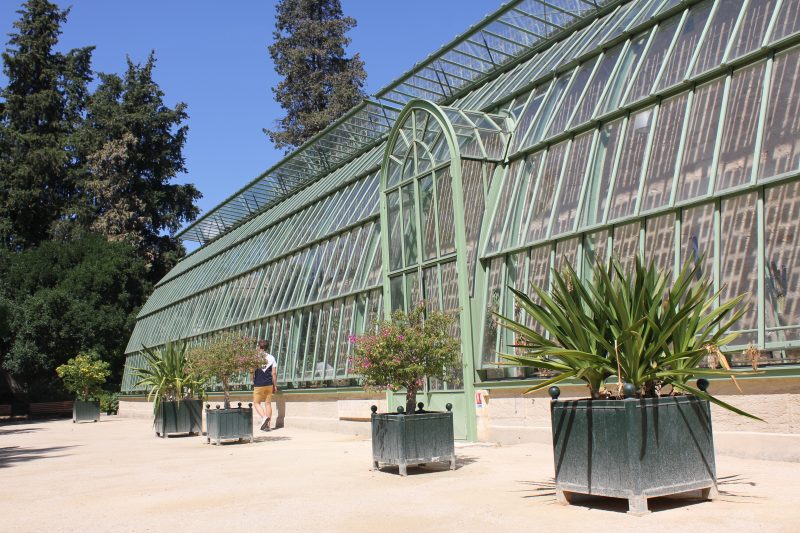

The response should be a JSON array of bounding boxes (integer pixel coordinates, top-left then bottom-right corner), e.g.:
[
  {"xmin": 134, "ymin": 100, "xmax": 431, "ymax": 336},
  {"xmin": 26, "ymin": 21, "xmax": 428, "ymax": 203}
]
[{"xmin": 380, "ymin": 100, "xmax": 510, "ymax": 440}]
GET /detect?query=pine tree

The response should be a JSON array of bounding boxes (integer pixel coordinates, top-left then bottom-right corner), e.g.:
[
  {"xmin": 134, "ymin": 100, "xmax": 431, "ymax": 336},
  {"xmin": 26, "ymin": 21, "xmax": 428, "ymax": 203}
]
[
  {"xmin": 81, "ymin": 54, "xmax": 202, "ymax": 281},
  {"xmin": 0, "ymin": 0, "xmax": 93, "ymax": 250},
  {"xmin": 266, "ymin": 0, "xmax": 367, "ymax": 150}
]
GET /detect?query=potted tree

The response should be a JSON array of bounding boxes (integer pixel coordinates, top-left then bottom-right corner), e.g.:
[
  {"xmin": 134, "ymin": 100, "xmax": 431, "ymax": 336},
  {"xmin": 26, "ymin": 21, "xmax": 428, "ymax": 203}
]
[
  {"xmin": 496, "ymin": 256, "xmax": 762, "ymax": 515},
  {"xmin": 187, "ymin": 332, "xmax": 263, "ymax": 445},
  {"xmin": 351, "ymin": 303, "xmax": 461, "ymax": 476},
  {"xmin": 56, "ymin": 352, "xmax": 110, "ymax": 423},
  {"xmin": 133, "ymin": 341, "xmax": 204, "ymax": 438}
]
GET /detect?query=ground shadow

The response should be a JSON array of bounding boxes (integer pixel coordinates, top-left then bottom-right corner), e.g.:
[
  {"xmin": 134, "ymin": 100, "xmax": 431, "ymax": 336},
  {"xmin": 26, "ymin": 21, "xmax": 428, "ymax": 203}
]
[
  {"xmin": 0, "ymin": 426, "xmax": 42, "ymax": 436},
  {"xmin": 0, "ymin": 445, "xmax": 76, "ymax": 468},
  {"xmin": 376, "ymin": 454, "xmax": 478, "ymax": 476}
]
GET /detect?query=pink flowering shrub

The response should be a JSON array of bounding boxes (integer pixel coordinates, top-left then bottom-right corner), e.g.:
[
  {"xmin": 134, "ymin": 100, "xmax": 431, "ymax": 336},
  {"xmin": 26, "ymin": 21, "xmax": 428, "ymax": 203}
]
[
  {"xmin": 187, "ymin": 332, "xmax": 263, "ymax": 408},
  {"xmin": 350, "ymin": 303, "xmax": 460, "ymax": 414}
]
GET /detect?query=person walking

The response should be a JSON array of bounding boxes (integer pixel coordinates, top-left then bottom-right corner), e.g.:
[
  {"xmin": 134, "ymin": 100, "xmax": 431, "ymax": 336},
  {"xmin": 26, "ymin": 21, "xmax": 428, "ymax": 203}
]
[{"xmin": 253, "ymin": 340, "xmax": 277, "ymax": 431}]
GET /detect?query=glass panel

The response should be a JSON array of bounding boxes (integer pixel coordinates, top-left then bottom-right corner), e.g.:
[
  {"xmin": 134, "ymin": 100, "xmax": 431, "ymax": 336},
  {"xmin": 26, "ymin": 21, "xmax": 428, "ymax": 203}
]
[
  {"xmin": 612, "ymin": 222, "xmax": 640, "ymax": 275},
  {"xmin": 691, "ymin": 0, "xmax": 745, "ymax": 76},
  {"xmin": 551, "ymin": 132, "xmax": 593, "ymax": 236},
  {"xmin": 770, "ymin": 0, "xmax": 800, "ymax": 43},
  {"xmin": 656, "ymin": 1, "xmax": 713, "ymax": 91},
  {"xmin": 405, "ymin": 271, "xmax": 421, "ymax": 309},
  {"xmin": 677, "ymin": 78, "xmax": 725, "ymax": 202},
  {"xmin": 625, "ymin": 16, "xmax": 682, "ymax": 105},
  {"xmin": 583, "ymin": 230, "xmax": 608, "ymax": 273},
  {"xmin": 486, "ymin": 161, "xmax": 520, "ymax": 254},
  {"xmin": 759, "ymin": 47, "xmax": 800, "ymax": 180},
  {"xmin": 680, "ymin": 203, "xmax": 715, "ymax": 279},
  {"xmin": 482, "ymin": 257, "xmax": 503, "ymax": 365},
  {"xmin": 608, "ymin": 107, "xmax": 654, "ymax": 220},
  {"xmin": 581, "ymin": 119, "xmax": 623, "ymax": 227},
  {"xmin": 507, "ymin": 153, "xmax": 542, "ymax": 249},
  {"xmin": 599, "ymin": 32, "xmax": 649, "ymax": 115},
  {"xmin": 526, "ymin": 245, "xmax": 551, "ymax": 334},
  {"xmin": 720, "ymin": 193, "xmax": 758, "ymax": 345},
  {"xmin": 440, "ymin": 260, "xmax": 460, "ymax": 337},
  {"xmin": 522, "ymin": 74, "xmax": 572, "ymax": 149},
  {"xmin": 435, "ymin": 167, "xmax": 456, "ymax": 255},
  {"xmin": 387, "ymin": 190, "xmax": 402, "ymax": 271},
  {"xmin": 423, "ymin": 265, "xmax": 441, "ymax": 310},
  {"xmin": 526, "ymin": 141, "xmax": 568, "ymax": 243},
  {"xmin": 555, "ymin": 237, "xmax": 579, "ymax": 272},
  {"xmin": 461, "ymin": 160, "xmax": 486, "ymax": 292},
  {"xmin": 765, "ymin": 182, "xmax": 800, "ymax": 342},
  {"xmin": 401, "ymin": 183, "xmax": 417, "ymax": 267},
  {"xmin": 336, "ymin": 298, "xmax": 355, "ymax": 377},
  {"xmin": 419, "ymin": 174, "xmax": 437, "ymax": 261},
  {"xmin": 716, "ymin": 62, "xmax": 766, "ymax": 192},
  {"xmin": 729, "ymin": 0, "xmax": 778, "ymax": 60},
  {"xmin": 546, "ymin": 59, "xmax": 599, "ymax": 138},
  {"xmin": 326, "ymin": 303, "xmax": 341, "ymax": 375},
  {"xmin": 641, "ymin": 93, "xmax": 689, "ymax": 211},
  {"xmin": 390, "ymin": 275, "xmax": 404, "ymax": 312},
  {"xmin": 568, "ymin": 45, "xmax": 623, "ymax": 128},
  {"xmin": 644, "ymin": 213, "xmax": 675, "ymax": 273},
  {"xmin": 511, "ymin": 88, "xmax": 545, "ymax": 153}
]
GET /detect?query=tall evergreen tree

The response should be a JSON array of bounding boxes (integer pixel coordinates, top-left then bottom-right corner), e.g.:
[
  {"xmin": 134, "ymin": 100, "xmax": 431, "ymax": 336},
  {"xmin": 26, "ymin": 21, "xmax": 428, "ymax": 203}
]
[
  {"xmin": 266, "ymin": 0, "xmax": 367, "ymax": 150},
  {"xmin": 80, "ymin": 54, "xmax": 202, "ymax": 282},
  {"xmin": 0, "ymin": 0, "xmax": 93, "ymax": 250}
]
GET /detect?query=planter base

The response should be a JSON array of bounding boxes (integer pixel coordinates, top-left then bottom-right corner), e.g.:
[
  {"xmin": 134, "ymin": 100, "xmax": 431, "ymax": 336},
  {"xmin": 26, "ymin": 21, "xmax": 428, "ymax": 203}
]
[
  {"xmin": 72, "ymin": 400, "xmax": 100, "ymax": 423},
  {"xmin": 556, "ymin": 485, "xmax": 719, "ymax": 516},
  {"xmin": 205, "ymin": 404, "xmax": 254, "ymax": 445},
  {"xmin": 371, "ymin": 404, "xmax": 455, "ymax": 477},
  {"xmin": 155, "ymin": 399, "xmax": 202, "ymax": 438}
]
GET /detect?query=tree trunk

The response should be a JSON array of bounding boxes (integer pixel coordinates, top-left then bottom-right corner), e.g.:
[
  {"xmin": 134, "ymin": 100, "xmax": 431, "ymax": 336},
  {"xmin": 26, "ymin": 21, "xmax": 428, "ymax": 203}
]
[
  {"xmin": 405, "ymin": 386, "xmax": 417, "ymax": 415},
  {"xmin": 222, "ymin": 378, "xmax": 230, "ymax": 409}
]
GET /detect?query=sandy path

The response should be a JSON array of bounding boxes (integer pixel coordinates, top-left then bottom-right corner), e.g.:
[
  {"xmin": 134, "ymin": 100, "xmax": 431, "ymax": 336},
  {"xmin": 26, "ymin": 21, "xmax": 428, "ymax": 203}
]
[{"xmin": 1, "ymin": 416, "xmax": 799, "ymax": 532}]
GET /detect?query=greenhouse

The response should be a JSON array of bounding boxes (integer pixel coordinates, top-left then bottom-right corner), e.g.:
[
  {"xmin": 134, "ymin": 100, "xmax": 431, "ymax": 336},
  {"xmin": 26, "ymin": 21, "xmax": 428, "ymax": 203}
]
[{"xmin": 122, "ymin": 0, "xmax": 800, "ymax": 442}]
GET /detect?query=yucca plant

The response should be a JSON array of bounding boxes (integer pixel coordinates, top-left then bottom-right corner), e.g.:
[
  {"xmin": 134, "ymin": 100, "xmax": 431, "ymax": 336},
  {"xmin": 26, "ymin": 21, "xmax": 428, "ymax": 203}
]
[
  {"xmin": 496, "ymin": 255, "xmax": 762, "ymax": 420},
  {"xmin": 133, "ymin": 341, "xmax": 205, "ymax": 415}
]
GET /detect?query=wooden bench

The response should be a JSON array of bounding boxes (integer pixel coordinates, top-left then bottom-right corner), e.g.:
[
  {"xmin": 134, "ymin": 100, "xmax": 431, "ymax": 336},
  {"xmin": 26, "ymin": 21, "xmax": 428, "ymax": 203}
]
[
  {"xmin": 0, "ymin": 404, "xmax": 11, "ymax": 417},
  {"xmin": 28, "ymin": 401, "xmax": 73, "ymax": 417}
]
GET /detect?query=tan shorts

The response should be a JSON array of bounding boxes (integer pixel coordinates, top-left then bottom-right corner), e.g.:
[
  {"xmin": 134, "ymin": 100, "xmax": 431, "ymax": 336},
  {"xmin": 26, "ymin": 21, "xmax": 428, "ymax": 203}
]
[{"xmin": 253, "ymin": 386, "xmax": 274, "ymax": 403}]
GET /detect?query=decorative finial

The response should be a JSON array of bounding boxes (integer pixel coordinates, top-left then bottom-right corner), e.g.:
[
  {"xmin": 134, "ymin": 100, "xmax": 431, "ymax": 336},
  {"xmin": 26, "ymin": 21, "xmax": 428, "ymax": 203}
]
[
  {"xmin": 205, "ymin": 404, "xmax": 210, "ymax": 409},
  {"xmin": 548, "ymin": 386, "xmax": 561, "ymax": 400},
  {"xmin": 237, "ymin": 402, "xmax": 242, "ymax": 408},
  {"xmin": 417, "ymin": 402, "xmax": 424, "ymax": 412},
  {"xmin": 248, "ymin": 403, "xmax": 253, "ymax": 408},
  {"xmin": 623, "ymin": 383, "xmax": 636, "ymax": 399},
  {"xmin": 370, "ymin": 405, "xmax": 378, "ymax": 414},
  {"xmin": 216, "ymin": 404, "xmax": 220, "ymax": 409},
  {"xmin": 697, "ymin": 378, "xmax": 709, "ymax": 392},
  {"xmin": 445, "ymin": 403, "xmax": 452, "ymax": 412},
  {"xmin": 397, "ymin": 406, "xmax": 405, "ymax": 414}
]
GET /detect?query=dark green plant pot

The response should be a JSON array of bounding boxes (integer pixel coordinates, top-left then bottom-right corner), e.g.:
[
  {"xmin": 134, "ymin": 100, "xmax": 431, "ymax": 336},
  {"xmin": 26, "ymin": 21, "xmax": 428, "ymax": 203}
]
[
  {"xmin": 73, "ymin": 400, "xmax": 100, "ymax": 423},
  {"xmin": 550, "ymin": 395, "xmax": 717, "ymax": 515},
  {"xmin": 154, "ymin": 399, "xmax": 202, "ymax": 438},
  {"xmin": 370, "ymin": 405, "xmax": 455, "ymax": 476},
  {"xmin": 205, "ymin": 404, "xmax": 254, "ymax": 445}
]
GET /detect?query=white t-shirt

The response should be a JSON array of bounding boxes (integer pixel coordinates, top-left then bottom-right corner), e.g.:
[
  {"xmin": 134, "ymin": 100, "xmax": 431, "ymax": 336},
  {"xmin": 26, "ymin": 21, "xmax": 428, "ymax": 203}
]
[{"xmin": 254, "ymin": 351, "xmax": 277, "ymax": 386}]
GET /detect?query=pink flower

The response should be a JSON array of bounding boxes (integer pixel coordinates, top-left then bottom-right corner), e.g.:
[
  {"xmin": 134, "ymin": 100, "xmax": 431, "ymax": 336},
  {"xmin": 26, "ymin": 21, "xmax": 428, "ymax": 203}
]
[{"xmin": 348, "ymin": 335, "xmax": 357, "ymax": 344}]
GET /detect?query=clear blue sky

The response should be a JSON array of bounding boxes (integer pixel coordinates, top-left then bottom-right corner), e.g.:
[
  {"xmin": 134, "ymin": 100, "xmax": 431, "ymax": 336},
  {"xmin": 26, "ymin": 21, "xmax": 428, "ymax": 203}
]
[{"xmin": 0, "ymin": 1, "xmax": 495, "ymax": 248}]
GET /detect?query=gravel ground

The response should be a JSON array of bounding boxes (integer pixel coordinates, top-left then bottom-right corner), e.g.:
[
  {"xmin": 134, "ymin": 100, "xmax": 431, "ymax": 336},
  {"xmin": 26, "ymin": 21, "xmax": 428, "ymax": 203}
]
[{"xmin": 1, "ymin": 416, "xmax": 799, "ymax": 532}]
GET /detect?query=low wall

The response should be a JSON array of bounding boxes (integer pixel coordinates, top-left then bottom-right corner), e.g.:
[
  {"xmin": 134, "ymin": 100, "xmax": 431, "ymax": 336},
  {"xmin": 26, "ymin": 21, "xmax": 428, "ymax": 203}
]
[{"xmin": 478, "ymin": 377, "xmax": 800, "ymax": 462}]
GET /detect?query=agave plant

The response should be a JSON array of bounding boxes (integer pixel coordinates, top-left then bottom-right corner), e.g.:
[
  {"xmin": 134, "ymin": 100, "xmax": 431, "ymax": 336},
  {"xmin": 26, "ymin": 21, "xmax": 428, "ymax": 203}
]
[
  {"xmin": 133, "ymin": 341, "xmax": 204, "ymax": 415},
  {"xmin": 496, "ymin": 255, "xmax": 762, "ymax": 420}
]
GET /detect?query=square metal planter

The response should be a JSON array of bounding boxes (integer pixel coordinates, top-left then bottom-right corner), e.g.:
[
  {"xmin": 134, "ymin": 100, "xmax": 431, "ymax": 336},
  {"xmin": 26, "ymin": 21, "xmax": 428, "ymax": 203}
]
[
  {"xmin": 73, "ymin": 400, "xmax": 100, "ymax": 423},
  {"xmin": 205, "ymin": 403, "xmax": 254, "ymax": 445},
  {"xmin": 154, "ymin": 399, "xmax": 202, "ymax": 438},
  {"xmin": 550, "ymin": 395, "xmax": 717, "ymax": 515},
  {"xmin": 370, "ymin": 404, "xmax": 456, "ymax": 476}
]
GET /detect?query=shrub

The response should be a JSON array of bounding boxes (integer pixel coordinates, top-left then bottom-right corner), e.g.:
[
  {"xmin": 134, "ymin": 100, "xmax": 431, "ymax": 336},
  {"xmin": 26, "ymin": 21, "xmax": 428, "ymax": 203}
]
[
  {"xmin": 55, "ymin": 352, "xmax": 110, "ymax": 401},
  {"xmin": 133, "ymin": 341, "xmax": 204, "ymax": 415},
  {"xmin": 187, "ymin": 332, "xmax": 263, "ymax": 408},
  {"xmin": 350, "ymin": 303, "xmax": 461, "ymax": 414},
  {"xmin": 100, "ymin": 391, "xmax": 119, "ymax": 414}
]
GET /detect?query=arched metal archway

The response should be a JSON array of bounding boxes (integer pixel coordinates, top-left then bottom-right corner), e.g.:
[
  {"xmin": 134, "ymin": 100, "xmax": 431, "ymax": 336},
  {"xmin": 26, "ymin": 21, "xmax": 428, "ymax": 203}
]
[{"xmin": 379, "ymin": 99, "xmax": 510, "ymax": 440}]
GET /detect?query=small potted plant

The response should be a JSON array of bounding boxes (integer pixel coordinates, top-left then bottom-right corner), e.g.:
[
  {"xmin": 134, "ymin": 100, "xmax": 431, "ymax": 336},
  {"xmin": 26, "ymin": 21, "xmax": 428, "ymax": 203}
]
[
  {"xmin": 496, "ymin": 256, "xmax": 762, "ymax": 515},
  {"xmin": 56, "ymin": 352, "xmax": 110, "ymax": 423},
  {"xmin": 351, "ymin": 303, "xmax": 461, "ymax": 476},
  {"xmin": 133, "ymin": 341, "xmax": 204, "ymax": 438},
  {"xmin": 187, "ymin": 332, "xmax": 263, "ymax": 445}
]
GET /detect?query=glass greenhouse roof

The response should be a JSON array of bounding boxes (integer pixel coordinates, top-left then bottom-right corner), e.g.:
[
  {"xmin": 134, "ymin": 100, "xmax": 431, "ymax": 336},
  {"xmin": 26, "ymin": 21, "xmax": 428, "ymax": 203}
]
[{"xmin": 178, "ymin": 0, "xmax": 615, "ymax": 245}]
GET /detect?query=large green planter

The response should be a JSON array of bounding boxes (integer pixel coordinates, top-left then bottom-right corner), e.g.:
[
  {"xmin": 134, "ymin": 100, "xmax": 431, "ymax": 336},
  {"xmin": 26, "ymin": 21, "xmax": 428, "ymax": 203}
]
[
  {"xmin": 370, "ymin": 403, "xmax": 456, "ymax": 476},
  {"xmin": 73, "ymin": 400, "xmax": 100, "ymax": 423},
  {"xmin": 154, "ymin": 399, "xmax": 202, "ymax": 438},
  {"xmin": 205, "ymin": 403, "xmax": 254, "ymax": 445},
  {"xmin": 550, "ymin": 393, "xmax": 717, "ymax": 515}
]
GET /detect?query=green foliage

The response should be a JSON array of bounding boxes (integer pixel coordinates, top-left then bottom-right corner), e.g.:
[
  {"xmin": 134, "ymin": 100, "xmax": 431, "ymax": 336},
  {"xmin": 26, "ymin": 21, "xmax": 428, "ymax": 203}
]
[
  {"xmin": 55, "ymin": 352, "xmax": 110, "ymax": 401},
  {"xmin": 187, "ymin": 332, "xmax": 262, "ymax": 407},
  {"xmin": 351, "ymin": 304, "xmax": 461, "ymax": 414},
  {"xmin": 266, "ymin": 0, "xmax": 367, "ymax": 150},
  {"xmin": 0, "ymin": 235, "xmax": 149, "ymax": 396},
  {"xmin": 133, "ymin": 341, "xmax": 204, "ymax": 415},
  {"xmin": 496, "ymin": 256, "xmax": 762, "ymax": 420},
  {"xmin": 99, "ymin": 391, "xmax": 119, "ymax": 414},
  {"xmin": 0, "ymin": 0, "xmax": 93, "ymax": 249}
]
